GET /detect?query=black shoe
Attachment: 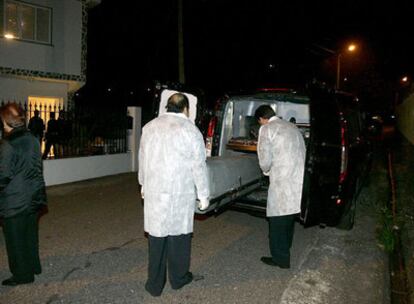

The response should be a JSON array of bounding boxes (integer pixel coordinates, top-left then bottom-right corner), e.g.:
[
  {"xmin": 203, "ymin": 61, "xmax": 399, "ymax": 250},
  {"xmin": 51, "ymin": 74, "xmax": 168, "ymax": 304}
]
[
  {"xmin": 2, "ymin": 277, "xmax": 34, "ymax": 286},
  {"xmin": 144, "ymin": 283, "xmax": 162, "ymax": 297},
  {"xmin": 171, "ymin": 272, "xmax": 194, "ymax": 290},
  {"xmin": 260, "ymin": 257, "xmax": 290, "ymax": 269}
]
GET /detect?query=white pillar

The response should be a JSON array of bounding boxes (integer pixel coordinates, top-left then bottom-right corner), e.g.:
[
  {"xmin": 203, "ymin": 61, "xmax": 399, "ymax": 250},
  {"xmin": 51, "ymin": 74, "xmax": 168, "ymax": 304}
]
[{"xmin": 127, "ymin": 107, "xmax": 142, "ymax": 172}]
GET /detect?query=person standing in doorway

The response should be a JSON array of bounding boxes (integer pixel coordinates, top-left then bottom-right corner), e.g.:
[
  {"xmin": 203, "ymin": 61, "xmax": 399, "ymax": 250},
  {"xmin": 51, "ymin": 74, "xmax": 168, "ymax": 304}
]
[
  {"xmin": 42, "ymin": 112, "xmax": 59, "ymax": 159},
  {"xmin": 255, "ymin": 105, "xmax": 306, "ymax": 269},
  {"xmin": 138, "ymin": 93, "xmax": 210, "ymax": 296},
  {"xmin": 0, "ymin": 103, "xmax": 47, "ymax": 286},
  {"xmin": 28, "ymin": 110, "xmax": 45, "ymax": 144}
]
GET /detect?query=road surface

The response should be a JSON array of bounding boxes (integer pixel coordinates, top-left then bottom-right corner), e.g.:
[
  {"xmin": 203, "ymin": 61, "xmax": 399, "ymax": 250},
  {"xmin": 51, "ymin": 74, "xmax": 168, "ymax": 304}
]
[{"xmin": 0, "ymin": 168, "xmax": 388, "ymax": 304}]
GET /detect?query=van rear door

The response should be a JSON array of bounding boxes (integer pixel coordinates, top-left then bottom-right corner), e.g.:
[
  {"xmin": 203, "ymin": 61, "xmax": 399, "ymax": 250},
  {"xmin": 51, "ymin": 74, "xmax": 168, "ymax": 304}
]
[{"xmin": 300, "ymin": 89, "xmax": 342, "ymax": 227}]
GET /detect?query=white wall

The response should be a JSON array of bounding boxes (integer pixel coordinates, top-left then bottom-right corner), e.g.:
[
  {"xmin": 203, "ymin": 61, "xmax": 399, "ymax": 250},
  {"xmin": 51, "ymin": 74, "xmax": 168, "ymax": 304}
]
[
  {"xmin": 43, "ymin": 153, "xmax": 132, "ymax": 186},
  {"xmin": 0, "ymin": 0, "xmax": 82, "ymax": 76},
  {"xmin": 51, "ymin": 0, "xmax": 82, "ymax": 76},
  {"xmin": 42, "ymin": 107, "xmax": 141, "ymax": 186},
  {"xmin": 397, "ymin": 93, "xmax": 414, "ymax": 144},
  {"xmin": 0, "ymin": 76, "xmax": 68, "ymax": 103},
  {"xmin": 127, "ymin": 106, "xmax": 142, "ymax": 172}
]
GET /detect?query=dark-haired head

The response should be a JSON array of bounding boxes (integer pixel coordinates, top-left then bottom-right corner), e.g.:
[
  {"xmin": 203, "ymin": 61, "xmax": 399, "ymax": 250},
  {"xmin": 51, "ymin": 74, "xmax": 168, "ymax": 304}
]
[
  {"xmin": 254, "ymin": 105, "xmax": 275, "ymax": 121},
  {"xmin": 166, "ymin": 93, "xmax": 189, "ymax": 114}
]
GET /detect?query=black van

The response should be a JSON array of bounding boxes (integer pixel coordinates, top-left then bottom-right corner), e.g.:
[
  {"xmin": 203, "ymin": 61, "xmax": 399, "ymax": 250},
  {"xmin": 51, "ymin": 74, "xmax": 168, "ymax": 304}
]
[
  {"xmin": 299, "ymin": 88, "xmax": 372, "ymax": 229},
  {"xmin": 152, "ymin": 84, "xmax": 372, "ymax": 230}
]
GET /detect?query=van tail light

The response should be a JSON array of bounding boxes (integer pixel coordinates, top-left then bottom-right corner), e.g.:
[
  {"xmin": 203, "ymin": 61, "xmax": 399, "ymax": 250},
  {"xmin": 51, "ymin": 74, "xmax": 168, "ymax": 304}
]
[
  {"xmin": 339, "ymin": 117, "xmax": 348, "ymax": 184},
  {"xmin": 207, "ymin": 116, "xmax": 217, "ymax": 138},
  {"xmin": 205, "ymin": 116, "xmax": 217, "ymax": 157}
]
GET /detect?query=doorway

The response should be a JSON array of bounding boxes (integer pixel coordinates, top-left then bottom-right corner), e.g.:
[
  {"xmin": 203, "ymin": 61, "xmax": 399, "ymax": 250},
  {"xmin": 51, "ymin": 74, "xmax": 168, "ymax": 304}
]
[{"xmin": 28, "ymin": 96, "xmax": 64, "ymax": 158}]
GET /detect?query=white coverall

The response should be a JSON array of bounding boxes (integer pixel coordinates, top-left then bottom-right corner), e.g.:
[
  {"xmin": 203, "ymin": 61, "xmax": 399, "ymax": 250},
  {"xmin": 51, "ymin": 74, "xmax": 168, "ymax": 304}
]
[
  {"xmin": 138, "ymin": 112, "xmax": 210, "ymax": 237},
  {"xmin": 257, "ymin": 116, "xmax": 306, "ymax": 217}
]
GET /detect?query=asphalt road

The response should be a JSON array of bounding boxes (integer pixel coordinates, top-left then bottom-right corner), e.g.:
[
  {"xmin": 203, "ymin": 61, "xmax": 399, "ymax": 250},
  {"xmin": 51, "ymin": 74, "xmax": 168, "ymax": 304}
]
[{"xmin": 0, "ymin": 170, "xmax": 389, "ymax": 304}]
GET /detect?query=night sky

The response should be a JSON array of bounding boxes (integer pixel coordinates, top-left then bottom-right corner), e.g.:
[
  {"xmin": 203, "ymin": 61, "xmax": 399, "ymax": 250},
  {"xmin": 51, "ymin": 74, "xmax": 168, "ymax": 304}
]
[{"xmin": 84, "ymin": 0, "xmax": 414, "ymax": 110}]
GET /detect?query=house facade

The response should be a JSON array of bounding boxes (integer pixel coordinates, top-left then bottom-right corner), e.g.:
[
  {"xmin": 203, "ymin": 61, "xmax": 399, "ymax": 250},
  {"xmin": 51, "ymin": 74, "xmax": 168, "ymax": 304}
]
[{"xmin": 0, "ymin": 0, "xmax": 100, "ymax": 109}]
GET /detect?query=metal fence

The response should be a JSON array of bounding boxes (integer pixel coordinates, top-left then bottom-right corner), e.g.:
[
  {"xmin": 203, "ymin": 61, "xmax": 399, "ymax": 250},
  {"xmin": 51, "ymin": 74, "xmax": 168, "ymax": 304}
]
[{"xmin": 0, "ymin": 100, "xmax": 128, "ymax": 159}]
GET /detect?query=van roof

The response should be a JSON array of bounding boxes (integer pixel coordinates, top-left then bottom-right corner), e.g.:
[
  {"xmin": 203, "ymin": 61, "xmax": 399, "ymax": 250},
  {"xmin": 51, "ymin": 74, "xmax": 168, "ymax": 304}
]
[{"xmin": 229, "ymin": 92, "xmax": 310, "ymax": 105}]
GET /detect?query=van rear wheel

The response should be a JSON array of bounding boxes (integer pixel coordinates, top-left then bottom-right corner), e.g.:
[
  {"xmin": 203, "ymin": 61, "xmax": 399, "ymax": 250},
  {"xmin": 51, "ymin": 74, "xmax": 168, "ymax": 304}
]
[{"xmin": 337, "ymin": 195, "xmax": 357, "ymax": 230}]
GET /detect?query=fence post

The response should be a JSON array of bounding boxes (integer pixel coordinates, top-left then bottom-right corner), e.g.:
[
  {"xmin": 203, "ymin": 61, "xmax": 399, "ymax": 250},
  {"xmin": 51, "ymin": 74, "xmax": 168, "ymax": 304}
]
[{"xmin": 128, "ymin": 106, "xmax": 142, "ymax": 172}]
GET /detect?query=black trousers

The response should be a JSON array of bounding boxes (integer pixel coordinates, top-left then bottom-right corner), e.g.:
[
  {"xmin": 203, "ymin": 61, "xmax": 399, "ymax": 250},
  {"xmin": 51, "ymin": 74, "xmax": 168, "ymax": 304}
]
[
  {"xmin": 145, "ymin": 233, "xmax": 192, "ymax": 296},
  {"xmin": 268, "ymin": 214, "xmax": 296, "ymax": 267},
  {"xmin": 42, "ymin": 140, "xmax": 58, "ymax": 159},
  {"xmin": 2, "ymin": 210, "xmax": 41, "ymax": 282}
]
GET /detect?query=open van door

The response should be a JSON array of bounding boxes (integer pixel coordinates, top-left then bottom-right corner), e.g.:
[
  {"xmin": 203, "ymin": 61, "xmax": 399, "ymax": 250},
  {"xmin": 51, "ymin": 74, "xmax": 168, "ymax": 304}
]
[{"xmin": 300, "ymin": 89, "xmax": 343, "ymax": 227}]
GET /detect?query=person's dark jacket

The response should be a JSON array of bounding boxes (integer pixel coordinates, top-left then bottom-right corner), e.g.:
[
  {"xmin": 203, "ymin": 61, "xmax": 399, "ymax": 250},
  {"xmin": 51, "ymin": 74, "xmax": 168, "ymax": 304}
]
[
  {"xmin": 0, "ymin": 127, "xmax": 47, "ymax": 218},
  {"xmin": 45, "ymin": 119, "xmax": 59, "ymax": 142},
  {"xmin": 28, "ymin": 116, "xmax": 45, "ymax": 138}
]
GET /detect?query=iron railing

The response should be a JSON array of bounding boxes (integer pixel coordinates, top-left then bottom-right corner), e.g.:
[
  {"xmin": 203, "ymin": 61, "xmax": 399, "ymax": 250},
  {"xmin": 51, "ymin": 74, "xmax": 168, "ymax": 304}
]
[{"xmin": 0, "ymin": 100, "xmax": 128, "ymax": 159}]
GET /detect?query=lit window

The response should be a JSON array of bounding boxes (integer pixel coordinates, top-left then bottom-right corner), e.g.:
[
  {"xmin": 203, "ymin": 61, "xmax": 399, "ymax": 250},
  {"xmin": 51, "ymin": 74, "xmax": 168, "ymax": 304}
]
[{"xmin": 1, "ymin": 0, "xmax": 51, "ymax": 44}]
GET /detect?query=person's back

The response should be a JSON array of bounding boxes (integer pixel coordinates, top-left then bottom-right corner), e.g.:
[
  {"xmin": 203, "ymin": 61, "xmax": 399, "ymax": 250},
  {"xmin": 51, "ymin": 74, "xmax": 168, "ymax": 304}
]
[
  {"xmin": 46, "ymin": 118, "xmax": 59, "ymax": 140},
  {"xmin": 255, "ymin": 105, "xmax": 306, "ymax": 269},
  {"xmin": 262, "ymin": 118, "xmax": 306, "ymax": 181},
  {"xmin": 138, "ymin": 93, "xmax": 209, "ymax": 296},
  {"xmin": 0, "ymin": 128, "xmax": 46, "ymax": 217},
  {"xmin": 142, "ymin": 114, "xmax": 200, "ymax": 194},
  {"xmin": 140, "ymin": 113, "xmax": 205, "ymax": 235},
  {"xmin": 28, "ymin": 115, "xmax": 44, "ymax": 138},
  {"xmin": 0, "ymin": 103, "xmax": 47, "ymax": 286}
]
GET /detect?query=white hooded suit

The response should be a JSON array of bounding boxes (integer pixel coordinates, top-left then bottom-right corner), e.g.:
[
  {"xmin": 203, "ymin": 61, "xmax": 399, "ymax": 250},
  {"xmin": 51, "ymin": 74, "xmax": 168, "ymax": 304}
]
[
  {"xmin": 138, "ymin": 112, "xmax": 209, "ymax": 237},
  {"xmin": 257, "ymin": 116, "xmax": 306, "ymax": 217}
]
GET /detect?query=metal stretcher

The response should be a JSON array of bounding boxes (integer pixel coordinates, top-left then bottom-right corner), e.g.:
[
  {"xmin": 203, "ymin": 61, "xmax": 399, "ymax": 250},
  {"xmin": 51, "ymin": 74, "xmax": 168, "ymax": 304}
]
[{"xmin": 195, "ymin": 154, "xmax": 264, "ymax": 214}]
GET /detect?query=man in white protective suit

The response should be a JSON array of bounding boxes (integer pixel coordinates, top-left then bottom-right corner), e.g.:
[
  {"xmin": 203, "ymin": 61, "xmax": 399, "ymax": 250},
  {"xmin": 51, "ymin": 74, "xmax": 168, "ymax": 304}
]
[
  {"xmin": 254, "ymin": 105, "xmax": 306, "ymax": 269},
  {"xmin": 138, "ymin": 93, "xmax": 210, "ymax": 296}
]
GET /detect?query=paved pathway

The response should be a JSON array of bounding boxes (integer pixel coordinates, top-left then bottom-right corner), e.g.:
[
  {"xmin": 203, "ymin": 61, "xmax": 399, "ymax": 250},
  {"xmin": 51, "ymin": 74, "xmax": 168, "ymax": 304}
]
[{"xmin": 0, "ymin": 168, "xmax": 389, "ymax": 303}]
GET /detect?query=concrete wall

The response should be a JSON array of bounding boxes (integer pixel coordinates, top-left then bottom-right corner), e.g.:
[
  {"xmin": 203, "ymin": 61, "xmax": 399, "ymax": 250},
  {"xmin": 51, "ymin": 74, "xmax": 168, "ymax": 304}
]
[
  {"xmin": 43, "ymin": 107, "xmax": 142, "ymax": 186},
  {"xmin": 43, "ymin": 153, "xmax": 132, "ymax": 186},
  {"xmin": 0, "ymin": 76, "xmax": 68, "ymax": 103},
  {"xmin": 0, "ymin": 0, "xmax": 82, "ymax": 76},
  {"xmin": 396, "ymin": 92, "xmax": 414, "ymax": 144}
]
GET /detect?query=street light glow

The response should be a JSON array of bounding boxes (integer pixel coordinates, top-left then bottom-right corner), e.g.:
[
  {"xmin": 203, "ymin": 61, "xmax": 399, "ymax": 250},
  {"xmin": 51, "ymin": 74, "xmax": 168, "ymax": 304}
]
[
  {"xmin": 347, "ymin": 44, "xmax": 356, "ymax": 52},
  {"xmin": 4, "ymin": 33, "xmax": 15, "ymax": 39},
  {"xmin": 402, "ymin": 76, "xmax": 408, "ymax": 82}
]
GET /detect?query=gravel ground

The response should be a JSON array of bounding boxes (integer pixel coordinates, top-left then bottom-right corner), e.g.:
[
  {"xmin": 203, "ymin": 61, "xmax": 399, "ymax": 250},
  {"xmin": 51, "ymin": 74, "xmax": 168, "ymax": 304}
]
[{"xmin": 0, "ymin": 170, "xmax": 389, "ymax": 304}]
